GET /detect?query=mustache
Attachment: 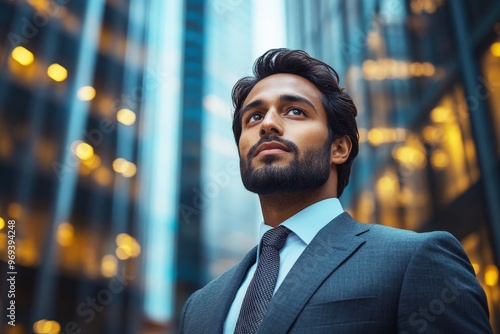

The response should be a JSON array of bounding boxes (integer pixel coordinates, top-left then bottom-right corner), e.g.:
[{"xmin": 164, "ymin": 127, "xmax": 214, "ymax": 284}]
[{"xmin": 247, "ymin": 135, "xmax": 299, "ymax": 158}]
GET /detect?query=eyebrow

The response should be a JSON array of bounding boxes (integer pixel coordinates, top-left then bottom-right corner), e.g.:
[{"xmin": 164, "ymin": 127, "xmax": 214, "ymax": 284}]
[
  {"xmin": 241, "ymin": 94, "xmax": 318, "ymax": 115},
  {"xmin": 241, "ymin": 99, "xmax": 263, "ymax": 115},
  {"xmin": 279, "ymin": 94, "xmax": 317, "ymax": 113}
]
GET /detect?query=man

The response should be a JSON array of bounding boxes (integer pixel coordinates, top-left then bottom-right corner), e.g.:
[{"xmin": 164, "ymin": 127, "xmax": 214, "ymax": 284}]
[{"xmin": 179, "ymin": 49, "xmax": 492, "ymax": 333}]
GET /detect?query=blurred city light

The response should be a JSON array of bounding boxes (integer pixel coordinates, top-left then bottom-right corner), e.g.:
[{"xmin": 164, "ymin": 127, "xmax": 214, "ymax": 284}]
[
  {"xmin": 101, "ymin": 254, "xmax": 118, "ymax": 278},
  {"xmin": 112, "ymin": 157, "xmax": 137, "ymax": 177},
  {"xmin": 431, "ymin": 107, "xmax": 454, "ymax": 123},
  {"xmin": 47, "ymin": 63, "xmax": 68, "ymax": 82},
  {"xmin": 115, "ymin": 233, "xmax": 141, "ymax": 260},
  {"xmin": 81, "ymin": 154, "xmax": 101, "ymax": 169},
  {"xmin": 56, "ymin": 222, "xmax": 75, "ymax": 247},
  {"xmin": 74, "ymin": 142, "xmax": 94, "ymax": 160},
  {"xmin": 485, "ymin": 265, "xmax": 499, "ymax": 287},
  {"xmin": 117, "ymin": 108, "xmax": 136, "ymax": 125},
  {"xmin": 33, "ymin": 319, "xmax": 61, "ymax": 334},
  {"xmin": 430, "ymin": 149, "xmax": 449, "ymax": 169},
  {"xmin": 77, "ymin": 86, "xmax": 96, "ymax": 101},
  {"xmin": 11, "ymin": 46, "xmax": 34, "ymax": 66},
  {"xmin": 491, "ymin": 42, "xmax": 500, "ymax": 57}
]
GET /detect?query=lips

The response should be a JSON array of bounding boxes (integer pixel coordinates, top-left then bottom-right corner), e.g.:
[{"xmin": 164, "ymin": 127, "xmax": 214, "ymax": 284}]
[{"xmin": 254, "ymin": 141, "xmax": 291, "ymax": 157}]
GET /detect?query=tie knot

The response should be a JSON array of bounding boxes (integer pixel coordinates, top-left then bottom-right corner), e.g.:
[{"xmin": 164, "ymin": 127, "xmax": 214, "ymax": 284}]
[{"xmin": 261, "ymin": 225, "xmax": 291, "ymax": 251}]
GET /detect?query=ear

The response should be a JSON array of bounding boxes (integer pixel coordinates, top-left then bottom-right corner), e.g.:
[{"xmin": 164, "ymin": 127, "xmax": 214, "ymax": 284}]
[{"xmin": 331, "ymin": 136, "xmax": 352, "ymax": 165}]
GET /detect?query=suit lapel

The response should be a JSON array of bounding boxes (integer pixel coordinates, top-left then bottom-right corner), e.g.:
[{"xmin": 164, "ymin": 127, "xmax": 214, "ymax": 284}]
[
  {"xmin": 258, "ymin": 213, "xmax": 370, "ymax": 333},
  {"xmin": 209, "ymin": 246, "xmax": 257, "ymax": 332}
]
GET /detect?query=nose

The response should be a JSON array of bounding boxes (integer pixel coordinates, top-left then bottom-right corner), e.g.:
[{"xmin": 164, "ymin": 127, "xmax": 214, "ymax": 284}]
[{"xmin": 259, "ymin": 109, "xmax": 283, "ymax": 137}]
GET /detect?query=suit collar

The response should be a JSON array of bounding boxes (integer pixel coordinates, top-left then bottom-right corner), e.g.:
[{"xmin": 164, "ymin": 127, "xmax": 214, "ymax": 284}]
[
  {"xmin": 258, "ymin": 212, "xmax": 370, "ymax": 333},
  {"xmin": 210, "ymin": 246, "xmax": 258, "ymax": 333}
]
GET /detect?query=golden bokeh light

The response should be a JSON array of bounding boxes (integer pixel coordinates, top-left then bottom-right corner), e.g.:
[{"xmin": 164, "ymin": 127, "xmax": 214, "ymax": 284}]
[
  {"xmin": 392, "ymin": 145, "xmax": 426, "ymax": 168},
  {"xmin": 116, "ymin": 232, "xmax": 133, "ymax": 245},
  {"xmin": 430, "ymin": 149, "xmax": 449, "ymax": 169},
  {"xmin": 485, "ymin": 265, "xmax": 499, "ymax": 287},
  {"xmin": 368, "ymin": 128, "xmax": 385, "ymax": 146},
  {"xmin": 56, "ymin": 222, "xmax": 74, "ymax": 247},
  {"xmin": 422, "ymin": 62, "xmax": 435, "ymax": 76},
  {"xmin": 75, "ymin": 142, "xmax": 94, "ymax": 160},
  {"xmin": 430, "ymin": 106, "xmax": 454, "ymax": 123},
  {"xmin": 11, "ymin": 46, "xmax": 34, "ymax": 66},
  {"xmin": 422, "ymin": 125, "xmax": 443, "ymax": 144},
  {"xmin": 101, "ymin": 254, "xmax": 118, "ymax": 277},
  {"xmin": 28, "ymin": 0, "xmax": 56, "ymax": 13},
  {"xmin": 113, "ymin": 158, "xmax": 137, "ymax": 178},
  {"xmin": 121, "ymin": 162, "xmax": 137, "ymax": 178},
  {"xmin": 17, "ymin": 239, "xmax": 38, "ymax": 267},
  {"xmin": 0, "ymin": 217, "xmax": 4, "ymax": 230},
  {"xmin": 115, "ymin": 233, "xmax": 141, "ymax": 260},
  {"xmin": 82, "ymin": 154, "xmax": 101, "ymax": 169},
  {"xmin": 112, "ymin": 158, "xmax": 127, "ymax": 173},
  {"xmin": 377, "ymin": 174, "xmax": 398, "ymax": 194},
  {"xmin": 367, "ymin": 128, "xmax": 405, "ymax": 146},
  {"xmin": 117, "ymin": 108, "xmax": 136, "ymax": 125},
  {"xmin": 33, "ymin": 319, "xmax": 61, "ymax": 334},
  {"xmin": 362, "ymin": 59, "xmax": 435, "ymax": 80},
  {"xmin": 77, "ymin": 86, "xmax": 96, "ymax": 101},
  {"xmin": 490, "ymin": 42, "xmax": 500, "ymax": 58},
  {"xmin": 47, "ymin": 63, "xmax": 68, "ymax": 82}
]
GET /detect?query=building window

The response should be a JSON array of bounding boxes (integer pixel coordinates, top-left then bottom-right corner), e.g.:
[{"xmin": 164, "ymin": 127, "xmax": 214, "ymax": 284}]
[
  {"xmin": 480, "ymin": 37, "xmax": 500, "ymax": 157},
  {"xmin": 421, "ymin": 85, "xmax": 480, "ymax": 206}
]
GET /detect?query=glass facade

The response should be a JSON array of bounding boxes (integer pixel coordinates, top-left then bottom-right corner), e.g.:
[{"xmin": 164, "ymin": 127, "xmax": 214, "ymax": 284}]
[
  {"xmin": 201, "ymin": 0, "xmax": 260, "ymax": 285},
  {"xmin": 0, "ymin": 0, "xmax": 183, "ymax": 333},
  {"xmin": 286, "ymin": 0, "xmax": 500, "ymax": 331}
]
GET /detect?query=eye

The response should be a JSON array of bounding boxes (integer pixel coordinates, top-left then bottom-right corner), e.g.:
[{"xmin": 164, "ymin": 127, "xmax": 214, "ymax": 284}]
[
  {"xmin": 247, "ymin": 113, "xmax": 263, "ymax": 124},
  {"xmin": 286, "ymin": 108, "xmax": 305, "ymax": 116}
]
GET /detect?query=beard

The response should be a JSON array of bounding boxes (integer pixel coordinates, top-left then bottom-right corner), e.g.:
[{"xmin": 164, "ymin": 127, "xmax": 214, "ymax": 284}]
[{"xmin": 240, "ymin": 135, "xmax": 332, "ymax": 194}]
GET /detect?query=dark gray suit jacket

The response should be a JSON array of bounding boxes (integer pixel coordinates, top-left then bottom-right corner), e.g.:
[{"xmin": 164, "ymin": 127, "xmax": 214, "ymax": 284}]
[{"xmin": 179, "ymin": 213, "xmax": 492, "ymax": 333}]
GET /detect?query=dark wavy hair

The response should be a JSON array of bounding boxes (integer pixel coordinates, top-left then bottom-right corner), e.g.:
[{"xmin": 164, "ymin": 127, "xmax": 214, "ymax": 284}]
[{"xmin": 231, "ymin": 48, "xmax": 359, "ymax": 197}]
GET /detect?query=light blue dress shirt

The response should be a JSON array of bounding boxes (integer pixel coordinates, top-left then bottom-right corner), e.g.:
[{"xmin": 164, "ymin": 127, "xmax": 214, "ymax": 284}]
[{"xmin": 223, "ymin": 198, "xmax": 344, "ymax": 333}]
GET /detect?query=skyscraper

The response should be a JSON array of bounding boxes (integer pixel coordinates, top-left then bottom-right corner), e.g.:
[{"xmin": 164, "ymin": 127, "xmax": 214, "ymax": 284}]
[
  {"xmin": 0, "ymin": 0, "xmax": 184, "ymax": 332},
  {"xmin": 285, "ymin": 0, "xmax": 500, "ymax": 330}
]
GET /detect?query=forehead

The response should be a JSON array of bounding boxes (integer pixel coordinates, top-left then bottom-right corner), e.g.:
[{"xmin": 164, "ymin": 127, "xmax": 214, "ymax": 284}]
[{"xmin": 243, "ymin": 73, "xmax": 324, "ymax": 107}]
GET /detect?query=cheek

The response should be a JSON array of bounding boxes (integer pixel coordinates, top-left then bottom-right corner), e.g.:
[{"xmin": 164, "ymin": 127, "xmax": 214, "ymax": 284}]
[{"xmin": 238, "ymin": 139, "xmax": 249, "ymax": 158}]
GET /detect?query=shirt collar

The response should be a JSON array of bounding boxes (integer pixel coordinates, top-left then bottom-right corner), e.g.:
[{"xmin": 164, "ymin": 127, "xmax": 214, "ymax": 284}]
[{"xmin": 258, "ymin": 197, "xmax": 344, "ymax": 251}]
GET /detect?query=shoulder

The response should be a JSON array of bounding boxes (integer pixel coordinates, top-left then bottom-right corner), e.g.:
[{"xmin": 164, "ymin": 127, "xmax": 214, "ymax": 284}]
[
  {"xmin": 343, "ymin": 216, "xmax": 473, "ymax": 272},
  {"xmin": 360, "ymin": 219, "xmax": 462, "ymax": 253}
]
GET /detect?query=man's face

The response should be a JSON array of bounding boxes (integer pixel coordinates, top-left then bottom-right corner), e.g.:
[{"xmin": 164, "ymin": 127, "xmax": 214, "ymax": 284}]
[{"xmin": 238, "ymin": 73, "xmax": 333, "ymax": 194}]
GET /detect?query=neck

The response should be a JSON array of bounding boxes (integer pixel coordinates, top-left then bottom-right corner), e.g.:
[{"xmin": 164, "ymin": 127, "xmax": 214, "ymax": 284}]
[{"xmin": 258, "ymin": 187, "xmax": 337, "ymax": 227}]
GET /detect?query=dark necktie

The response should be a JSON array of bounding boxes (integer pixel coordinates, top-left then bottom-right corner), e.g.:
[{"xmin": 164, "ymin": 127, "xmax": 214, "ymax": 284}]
[{"xmin": 234, "ymin": 225, "xmax": 291, "ymax": 334}]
